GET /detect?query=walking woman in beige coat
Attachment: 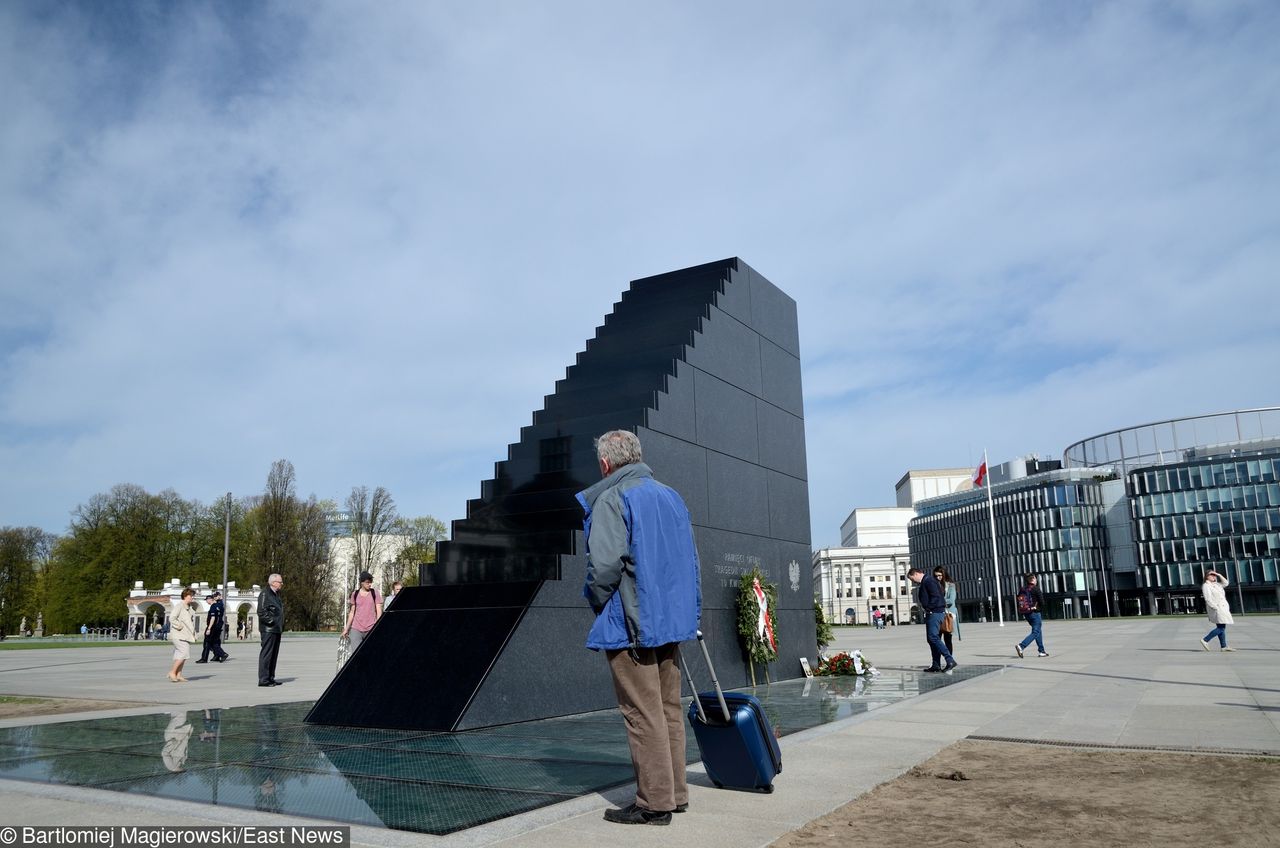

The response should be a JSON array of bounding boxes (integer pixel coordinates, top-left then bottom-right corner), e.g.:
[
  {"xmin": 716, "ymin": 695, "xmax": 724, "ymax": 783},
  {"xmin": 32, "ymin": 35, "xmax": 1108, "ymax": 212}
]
[
  {"xmin": 1199, "ymin": 570, "xmax": 1236, "ymax": 652},
  {"xmin": 168, "ymin": 588, "xmax": 199, "ymax": 681}
]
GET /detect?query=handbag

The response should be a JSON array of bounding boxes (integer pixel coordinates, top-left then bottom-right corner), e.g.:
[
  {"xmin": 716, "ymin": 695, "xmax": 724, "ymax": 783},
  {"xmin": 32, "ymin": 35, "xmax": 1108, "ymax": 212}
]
[{"xmin": 940, "ymin": 613, "xmax": 954, "ymax": 634}]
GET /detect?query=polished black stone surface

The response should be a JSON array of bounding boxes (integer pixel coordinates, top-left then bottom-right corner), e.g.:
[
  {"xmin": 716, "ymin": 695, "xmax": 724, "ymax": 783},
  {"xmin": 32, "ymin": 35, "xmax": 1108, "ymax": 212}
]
[
  {"xmin": 311, "ymin": 258, "xmax": 813, "ymax": 731},
  {"xmin": 0, "ymin": 667, "xmax": 996, "ymax": 834}
]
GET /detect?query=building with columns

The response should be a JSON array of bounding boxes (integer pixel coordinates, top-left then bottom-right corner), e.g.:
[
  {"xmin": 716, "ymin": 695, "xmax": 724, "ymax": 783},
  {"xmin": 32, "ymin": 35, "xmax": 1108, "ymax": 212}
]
[
  {"xmin": 125, "ymin": 579, "xmax": 262, "ymax": 638},
  {"xmin": 814, "ymin": 469, "xmax": 976, "ymax": 627},
  {"xmin": 814, "ymin": 507, "xmax": 914, "ymax": 626}
]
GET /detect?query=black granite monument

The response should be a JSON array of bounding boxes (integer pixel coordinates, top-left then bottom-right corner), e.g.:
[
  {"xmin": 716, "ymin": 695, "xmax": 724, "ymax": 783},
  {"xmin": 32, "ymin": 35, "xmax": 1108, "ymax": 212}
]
[{"xmin": 307, "ymin": 258, "xmax": 813, "ymax": 731}]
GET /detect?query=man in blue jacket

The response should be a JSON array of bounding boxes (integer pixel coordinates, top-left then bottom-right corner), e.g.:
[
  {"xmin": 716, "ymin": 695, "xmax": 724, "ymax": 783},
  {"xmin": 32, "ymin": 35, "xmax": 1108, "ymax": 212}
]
[
  {"xmin": 908, "ymin": 567, "xmax": 957, "ymax": 672},
  {"xmin": 579, "ymin": 430, "xmax": 701, "ymax": 826}
]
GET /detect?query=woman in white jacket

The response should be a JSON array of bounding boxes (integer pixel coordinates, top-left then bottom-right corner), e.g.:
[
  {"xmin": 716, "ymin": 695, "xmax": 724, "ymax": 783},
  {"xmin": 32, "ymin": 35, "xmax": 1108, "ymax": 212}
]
[{"xmin": 1199, "ymin": 570, "xmax": 1236, "ymax": 652}]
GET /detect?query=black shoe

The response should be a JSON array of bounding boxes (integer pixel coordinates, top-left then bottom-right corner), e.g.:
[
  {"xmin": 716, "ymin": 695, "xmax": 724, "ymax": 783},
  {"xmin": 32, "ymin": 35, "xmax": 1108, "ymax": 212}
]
[
  {"xmin": 923, "ymin": 666, "xmax": 943, "ymax": 673},
  {"xmin": 258, "ymin": 682, "xmax": 273, "ymax": 687},
  {"xmin": 215, "ymin": 656, "xmax": 229, "ymax": 662},
  {"xmin": 674, "ymin": 803, "xmax": 688, "ymax": 813},
  {"xmin": 194, "ymin": 659, "xmax": 208, "ymax": 664},
  {"xmin": 944, "ymin": 661, "xmax": 957, "ymax": 671},
  {"xmin": 603, "ymin": 803, "xmax": 671, "ymax": 826},
  {"xmin": 270, "ymin": 680, "xmax": 283, "ymax": 686}
]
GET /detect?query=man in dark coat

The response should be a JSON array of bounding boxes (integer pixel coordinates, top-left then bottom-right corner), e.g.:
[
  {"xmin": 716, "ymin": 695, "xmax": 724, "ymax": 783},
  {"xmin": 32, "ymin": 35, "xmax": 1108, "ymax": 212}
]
[
  {"xmin": 257, "ymin": 574, "xmax": 284, "ymax": 686},
  {"xmin": 197, "ymin": 591, "xmax": 230, "ymax": 663},
  {"xmin": 908, "ymin": 566, "xmax": 957, "ymax": 672}
]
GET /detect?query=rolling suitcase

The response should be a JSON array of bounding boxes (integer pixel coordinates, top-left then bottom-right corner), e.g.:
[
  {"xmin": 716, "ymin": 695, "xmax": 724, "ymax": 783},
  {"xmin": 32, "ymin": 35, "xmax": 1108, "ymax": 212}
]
[{"xmin": 681, "ymin": 630, "xmax": 782, "ymax": 792}]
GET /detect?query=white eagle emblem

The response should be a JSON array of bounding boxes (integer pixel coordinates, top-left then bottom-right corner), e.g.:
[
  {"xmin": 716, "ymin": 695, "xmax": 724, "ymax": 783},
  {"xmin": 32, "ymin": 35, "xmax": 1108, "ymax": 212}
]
[{"xmin": 788, "ymin": 560, "xmax": 801, "ymax": 592}]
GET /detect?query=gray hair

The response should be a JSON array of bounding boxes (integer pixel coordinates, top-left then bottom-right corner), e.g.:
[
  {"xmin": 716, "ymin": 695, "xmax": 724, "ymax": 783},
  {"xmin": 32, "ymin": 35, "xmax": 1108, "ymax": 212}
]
[
  {"xmin": 268, "ymin": 573, "xmax": 282, "ymax": 583},
  {"xmin": 596, "ymin": 430, "xmax": 643, "ymax": 468}
]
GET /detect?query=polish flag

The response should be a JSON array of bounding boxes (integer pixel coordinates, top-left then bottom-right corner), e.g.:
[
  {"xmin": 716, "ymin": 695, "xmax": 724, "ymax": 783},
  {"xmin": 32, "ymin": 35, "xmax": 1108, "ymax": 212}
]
[{"xmin": 972, "ymin": 461, "xmax": 988, "ymax": 488}]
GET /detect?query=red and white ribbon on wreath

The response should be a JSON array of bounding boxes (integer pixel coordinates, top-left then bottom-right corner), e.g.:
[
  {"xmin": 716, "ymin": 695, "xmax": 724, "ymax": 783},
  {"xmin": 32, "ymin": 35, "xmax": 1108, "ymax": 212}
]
[{"xmin": 752, "ymin": 576, "xmax": 777, "ymax": 652}]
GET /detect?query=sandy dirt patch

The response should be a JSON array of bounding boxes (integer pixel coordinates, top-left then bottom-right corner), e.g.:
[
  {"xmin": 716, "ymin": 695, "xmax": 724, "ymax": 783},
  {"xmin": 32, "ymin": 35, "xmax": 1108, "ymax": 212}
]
[{"xmin": 770, "ymin": 739, "xmax": 1280, "ymax": 848}]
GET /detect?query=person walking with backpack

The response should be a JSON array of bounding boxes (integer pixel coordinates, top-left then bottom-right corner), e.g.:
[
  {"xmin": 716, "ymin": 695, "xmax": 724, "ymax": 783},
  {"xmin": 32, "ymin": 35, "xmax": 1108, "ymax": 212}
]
[
  {"xmin": 1199, "ymin": 570, "xmax": 1236, "ymax": 652},
  {"xmin": 1014, "ymin": 574, "xmax": 1048, "ymax": 658},
  {"xmin": 341, "ymin": 571, "xmax": 383, "ymax": 654}
]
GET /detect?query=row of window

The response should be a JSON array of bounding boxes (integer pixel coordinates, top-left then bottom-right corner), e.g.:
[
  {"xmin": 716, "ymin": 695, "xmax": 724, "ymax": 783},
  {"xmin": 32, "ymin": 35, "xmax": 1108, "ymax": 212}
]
[
  {"xmin": 1137, "ymin": 532, "xmax": 1279, "ymax": 565},
  {"xmin": 1135, "ymin": 508, "xmax": 1280, "ymax": 541},
  {"xmin": 832, "ymin": 586, "xmax": 898, "ymax": 599},
  {"xmin": 1130, "ymin": 456, "xmax": 1280, "ymax": 496},
  {"xmin": 907, "ymin": 456, "xmax": 1280, "ymax": 595},
  {"xmin": 1142, "ymin": 558, "xmax": 1280, "ymax": 588},
  {"xmin": 1132, "ymin": 483, "xmax": 1280, "ymax": 517}
]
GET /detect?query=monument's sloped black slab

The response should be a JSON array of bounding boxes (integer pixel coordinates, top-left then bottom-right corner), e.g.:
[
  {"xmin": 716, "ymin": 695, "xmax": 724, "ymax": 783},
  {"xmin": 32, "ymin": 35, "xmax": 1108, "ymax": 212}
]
[
  {"xmin": 308, "ymin": 258, "xmax": 813, "ymax": 731},
  {"xmin": 305, "ymin": 582, "xmax": 541, "ymax": 731}
]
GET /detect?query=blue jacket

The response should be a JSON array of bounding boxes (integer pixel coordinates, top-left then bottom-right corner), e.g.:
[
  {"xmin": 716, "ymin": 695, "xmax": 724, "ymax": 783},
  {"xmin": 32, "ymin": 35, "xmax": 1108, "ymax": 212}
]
[
  {"xmin": 577, "ymin": 462, "xmax": 701, "ymax": 650},
  {"xmin": 918, "ymin": 574, "xmax": 946, "ymax": 614}
]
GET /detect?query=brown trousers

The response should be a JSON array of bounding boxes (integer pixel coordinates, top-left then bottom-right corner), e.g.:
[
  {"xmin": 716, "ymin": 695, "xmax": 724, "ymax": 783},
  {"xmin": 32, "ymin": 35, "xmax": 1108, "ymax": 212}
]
[{"xmin": 606, "ymin": 644, "xmax": 688, "ymax": 813}]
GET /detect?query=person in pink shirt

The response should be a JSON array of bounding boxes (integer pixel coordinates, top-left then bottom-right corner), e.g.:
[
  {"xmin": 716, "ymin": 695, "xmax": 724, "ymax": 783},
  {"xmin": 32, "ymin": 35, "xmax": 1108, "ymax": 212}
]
[{"xmin": 341, "ymin": 571, "xmax": 382, "ymax": 653}]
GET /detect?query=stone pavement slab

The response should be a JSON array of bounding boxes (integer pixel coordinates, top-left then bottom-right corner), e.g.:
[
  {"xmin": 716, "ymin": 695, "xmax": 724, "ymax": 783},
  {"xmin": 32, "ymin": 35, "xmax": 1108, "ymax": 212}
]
[{"xmin": 1, "ymin": 617, "xmax": 1277, "ymax": 847}]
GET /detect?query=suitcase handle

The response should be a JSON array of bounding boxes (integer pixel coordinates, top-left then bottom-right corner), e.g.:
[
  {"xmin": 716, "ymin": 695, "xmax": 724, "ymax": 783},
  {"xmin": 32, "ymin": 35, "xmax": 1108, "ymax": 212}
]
[{"xmin": 680, "ymin": 630, "xmax": 732, "ymax": 724}]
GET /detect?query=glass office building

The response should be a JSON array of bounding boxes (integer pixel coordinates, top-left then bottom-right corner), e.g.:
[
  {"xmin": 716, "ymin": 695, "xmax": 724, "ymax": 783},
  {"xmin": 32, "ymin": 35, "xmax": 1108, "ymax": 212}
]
[
  {"xmin": 908, "ymin": 467, "xmax": 1116, "ymax": 622},
  {"xmin": 1064, "ymin": 408, "xmax": 1280, "ymax": 614}
]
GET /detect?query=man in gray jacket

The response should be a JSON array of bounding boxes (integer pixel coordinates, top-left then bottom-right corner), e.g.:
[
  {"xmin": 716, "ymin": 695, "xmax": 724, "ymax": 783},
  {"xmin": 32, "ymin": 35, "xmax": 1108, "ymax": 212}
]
[{"xmin": 579, "ymin": 430, "xmax": 701, "ymax": 826}]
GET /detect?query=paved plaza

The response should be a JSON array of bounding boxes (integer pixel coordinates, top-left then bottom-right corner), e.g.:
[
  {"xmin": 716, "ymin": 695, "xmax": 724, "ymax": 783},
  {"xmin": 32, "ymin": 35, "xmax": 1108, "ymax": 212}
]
[{"xmin": 1, "ymin": 616, "xmax": 1277, "ymax": 847}]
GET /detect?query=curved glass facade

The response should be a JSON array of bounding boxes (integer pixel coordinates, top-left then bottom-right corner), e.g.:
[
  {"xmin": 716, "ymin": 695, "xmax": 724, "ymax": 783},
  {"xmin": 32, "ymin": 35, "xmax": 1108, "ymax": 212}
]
[
  {"xmin": 1064, "ymin": 407, "xmax": 1280, "ymax": 475},
  {"xmin": 1130, "ymin": 451, "xmax": 1280, "ymax": 589}
]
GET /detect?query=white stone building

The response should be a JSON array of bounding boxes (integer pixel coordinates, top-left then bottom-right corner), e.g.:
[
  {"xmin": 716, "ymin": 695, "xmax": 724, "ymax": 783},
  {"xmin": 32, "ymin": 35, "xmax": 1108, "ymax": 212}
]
[
  {"xmin": 815, "ymin": 507, "xmax": 914, "ymax": 626},
  {"xmin": 125, "ymin": 578, "xmax": 262, "ymax": 638},
  {"xmin": 814, "ymin": 468, "xmax": 978, "ymax": 627}
]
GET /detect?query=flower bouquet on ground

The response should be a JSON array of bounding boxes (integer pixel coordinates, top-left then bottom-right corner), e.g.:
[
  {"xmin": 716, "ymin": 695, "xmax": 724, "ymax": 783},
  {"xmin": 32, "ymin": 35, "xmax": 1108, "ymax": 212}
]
[{"xmin": 815, "ymin": 649, "xmax": 879, "ymax": 677}]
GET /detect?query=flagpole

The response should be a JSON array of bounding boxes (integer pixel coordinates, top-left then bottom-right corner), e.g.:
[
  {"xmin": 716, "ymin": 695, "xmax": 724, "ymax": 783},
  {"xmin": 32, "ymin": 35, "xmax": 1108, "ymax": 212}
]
[{"xmin": 983, "ymin": 449, "xmax": 1005, "ymax": 626}]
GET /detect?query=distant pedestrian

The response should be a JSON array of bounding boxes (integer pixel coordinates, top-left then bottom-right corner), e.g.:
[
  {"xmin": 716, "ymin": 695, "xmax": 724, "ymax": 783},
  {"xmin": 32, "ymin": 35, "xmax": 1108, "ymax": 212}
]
[
  {"xmin": 934, "ymin": 567, "xmax": 959, "ymax": 655},
  {"xmin": 872, "ymin": 608, "xmax": 884, "ymax": 630},
  {"xmin": 80, "ymin": 624, "xmax": 88, "ymax": 639},
  {"xmin": 167, "ymin": 589, "xmax": 198, "ymax": 683},
  {"xmin": 384, "ymin": 580, "xmax": 403, "ymax": 610},
  {"xmin": 257, "ymin": 574, "xmax": 285, "ymax": 687},
  {"xmin": 1014, "ymin": 574, "xmax": 1049, "ymax": 658},
  {"xmin": 1199, "ymin": 570, "xmax": 1236, "ymax": 652},
  {"xmin": 197, "ymin": 591, "xmax": 230, "ymax": 663},
  {"xmin": 907, "ymin": 567, "xmax": 956, "ymax": 672},
  {"xmin": 341, "ymin": 571, "xmax": 382, "ymax": 653}
]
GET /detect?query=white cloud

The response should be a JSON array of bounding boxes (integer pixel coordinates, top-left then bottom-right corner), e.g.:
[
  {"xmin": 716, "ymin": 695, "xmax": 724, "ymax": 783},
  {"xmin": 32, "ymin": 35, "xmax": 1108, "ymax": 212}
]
[{"xmin": 1, "ymin": 2, "xmax": 1277, "ymax": 549}]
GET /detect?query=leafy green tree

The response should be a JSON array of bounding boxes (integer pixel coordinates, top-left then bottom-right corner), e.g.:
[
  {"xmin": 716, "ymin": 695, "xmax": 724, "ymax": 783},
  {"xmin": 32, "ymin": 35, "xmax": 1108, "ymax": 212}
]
[
  {"xmin": 814, "ymin": 601, "xmax": 834, "ymax": 650},
  {"xmin": 45, "ymin": 484, "xmax": 181, "ymax": 631},
  {"xmin": 0, "ymin": 527, "xmax": 52, "ymax": 637},
  {"xmin": 388, "ymin": 515, "xmax": 448, "ymax": 587},
  {"xmin": 42, "ymin": 485, "xmax": 259, "ymax": 633}
]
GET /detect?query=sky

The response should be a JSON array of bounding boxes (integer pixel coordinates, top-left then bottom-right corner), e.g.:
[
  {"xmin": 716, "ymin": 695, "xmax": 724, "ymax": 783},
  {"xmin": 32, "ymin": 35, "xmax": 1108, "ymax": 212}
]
[{"xmin": 2, "ymin": 1, "xmax": 1278, "ymax": 548}]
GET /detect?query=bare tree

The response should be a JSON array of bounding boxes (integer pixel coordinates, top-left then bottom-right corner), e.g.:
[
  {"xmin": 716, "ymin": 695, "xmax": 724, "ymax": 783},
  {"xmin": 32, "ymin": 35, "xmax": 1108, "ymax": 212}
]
[
  {"xmin": 343, "ymin": 486, "xmax": 398, "ymax": 590},
  {"xmin": 257, "ymin": 460, "xmax": 297, "ymax": 575}
]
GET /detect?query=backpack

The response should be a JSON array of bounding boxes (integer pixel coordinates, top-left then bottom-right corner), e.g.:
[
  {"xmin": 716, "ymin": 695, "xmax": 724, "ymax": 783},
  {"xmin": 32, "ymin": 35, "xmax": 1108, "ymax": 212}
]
[{"xmin": 1017, "ymin": 588, "xmax": 1035, "ymax": 614}]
